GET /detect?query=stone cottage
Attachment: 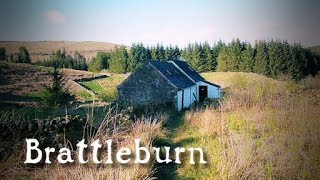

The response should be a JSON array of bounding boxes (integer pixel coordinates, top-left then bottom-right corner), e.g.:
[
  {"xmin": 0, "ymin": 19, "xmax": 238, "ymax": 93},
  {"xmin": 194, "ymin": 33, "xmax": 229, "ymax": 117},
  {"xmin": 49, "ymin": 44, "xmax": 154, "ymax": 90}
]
[{"xmin": 117, "ymin": 60, "xmax": 221, "ymax": 110}]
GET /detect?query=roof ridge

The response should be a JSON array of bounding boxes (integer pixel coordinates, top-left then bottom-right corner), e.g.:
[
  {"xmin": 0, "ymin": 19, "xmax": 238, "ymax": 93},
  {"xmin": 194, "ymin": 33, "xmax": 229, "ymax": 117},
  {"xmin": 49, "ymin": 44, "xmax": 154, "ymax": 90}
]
[
  {"xmin": 148, "ymin": 61, "xmax": 195, "ymax": 90},
  {"xmin": 147, "ymin": 61, "xmax": 179, "ymax": 89},
  {"xmin": 169, "ymin": 61, "xmax": 196, "ymax": 83}
]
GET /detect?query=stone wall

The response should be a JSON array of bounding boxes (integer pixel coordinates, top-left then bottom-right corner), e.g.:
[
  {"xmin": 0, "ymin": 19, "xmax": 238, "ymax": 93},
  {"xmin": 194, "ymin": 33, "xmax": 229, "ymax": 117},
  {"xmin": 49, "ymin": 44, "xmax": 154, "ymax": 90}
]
[{"xmin": 118, "ymin": 63, "xmax": 177, "ymax": 106}]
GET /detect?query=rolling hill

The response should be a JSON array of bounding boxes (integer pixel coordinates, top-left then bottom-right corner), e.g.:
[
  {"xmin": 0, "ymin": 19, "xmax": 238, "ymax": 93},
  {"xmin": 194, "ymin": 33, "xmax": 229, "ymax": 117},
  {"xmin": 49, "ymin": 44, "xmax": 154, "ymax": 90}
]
[{"xmin": 0, "ymin": 41, "xmax": 119, "ymax": 62}]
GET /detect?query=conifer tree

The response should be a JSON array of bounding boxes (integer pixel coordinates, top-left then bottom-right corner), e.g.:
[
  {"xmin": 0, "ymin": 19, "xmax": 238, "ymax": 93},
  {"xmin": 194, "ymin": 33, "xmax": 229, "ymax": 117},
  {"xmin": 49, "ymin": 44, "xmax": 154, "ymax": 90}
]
[
  {"xmin": 268, "ymin": 41, "xmax": 286, "ymax": 77},
  {"xmin": 230, "ymin": 38, "xmax": 243, "ymax": 71},
  {"xmin": 211, "ymin": 41, "xmax": 225, "ymax": 71},
  {"xmin": 201, "ymin": 42, "xmax": 213, "ymax": 71},
  {"xmin": 254, "ymin": 41, "xmax": 269, "ymax": 75},
  {"xmin": 0, "ymin": 47, "xmax": 6, "ymax": 60},
  {"xmin": 41, "ymin": 67, "xmax": 72, "ymax": 107},
  {"xmin": 128, "ymin": 43, "xmax": 151, "ymax": 72},
  {"xmin": 289, "ymin": 44, "xmax": 304, "ymax": 80},
  {"xmin": 181, "ymin": 43, "xmax": 193, "ymax": 62},
  {"xmin": 239, "ymin": 43, "xmax": 254, "ymax": 72},
  {"xmin": 151, "ymin": 43, "xmax": 166, "ymax": 61},
  {"xmin": 18, "ymin": 46, "xmax": 31, "ymax": 63},
  {"xmin": 217, "ymin": 46, "xmax": 230, "ymax": 72},
  {"xmin": 109, "ymin": 46, "xmax": 128, "ymax": 73},
  {"xmin": 189, "ymin": 43, "xmax": 206, "ymax": 72}
]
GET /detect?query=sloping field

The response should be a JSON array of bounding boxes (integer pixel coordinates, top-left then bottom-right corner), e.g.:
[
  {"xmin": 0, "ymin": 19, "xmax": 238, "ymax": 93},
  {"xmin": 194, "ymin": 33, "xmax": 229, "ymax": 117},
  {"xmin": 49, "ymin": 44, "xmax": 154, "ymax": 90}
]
[
  {"xmin": 0, "ymin": 62, "xmax": 52, "ymax": 96},
  {"xmin": 172, "ymin": 72, "xmax": 320, "ymax": 179},
  {"xmin": 78, "ymin": 74, "xmax": 127, "ymax": 101},
  {"xmin": 309, "ymin": 45, "xmax": 320, "ymax": 56},
  {"xmin": 0, "ymin": 62, "xmax": 107, "ymax": 105},
  {"xmin": 202, "ymin": 71, "xmax": 288, "ymax": 90},
  {"xmin": 0, "ymin": 41, "xmax": 118, "ymax": 61}
]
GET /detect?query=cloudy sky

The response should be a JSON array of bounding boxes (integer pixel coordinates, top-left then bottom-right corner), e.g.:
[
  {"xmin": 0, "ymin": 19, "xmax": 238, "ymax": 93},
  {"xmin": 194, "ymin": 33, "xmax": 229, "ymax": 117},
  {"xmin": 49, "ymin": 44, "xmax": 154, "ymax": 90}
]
[{"xmin": 0, "ymin": 0, "xmax": 320, "ymax": 47}]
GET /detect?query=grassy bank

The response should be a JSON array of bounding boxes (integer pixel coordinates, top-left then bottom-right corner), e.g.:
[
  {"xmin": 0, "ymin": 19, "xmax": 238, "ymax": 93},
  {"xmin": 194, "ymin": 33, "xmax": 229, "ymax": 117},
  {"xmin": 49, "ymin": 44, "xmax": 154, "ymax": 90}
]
[
  {"xmin": 78, "ymin": 74, "xmax": 126, "ymax": 101},
  {"xmin": 174, "ymin": 72, "xmax": 320, "ymax": 179}
]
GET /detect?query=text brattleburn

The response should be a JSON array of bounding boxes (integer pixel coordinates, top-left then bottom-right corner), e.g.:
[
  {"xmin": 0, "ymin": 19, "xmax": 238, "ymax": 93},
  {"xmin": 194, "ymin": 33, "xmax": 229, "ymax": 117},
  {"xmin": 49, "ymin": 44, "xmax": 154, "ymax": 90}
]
[{"xmin": 24, "ymin": 139, "xmax": 207, "ymax": 165}]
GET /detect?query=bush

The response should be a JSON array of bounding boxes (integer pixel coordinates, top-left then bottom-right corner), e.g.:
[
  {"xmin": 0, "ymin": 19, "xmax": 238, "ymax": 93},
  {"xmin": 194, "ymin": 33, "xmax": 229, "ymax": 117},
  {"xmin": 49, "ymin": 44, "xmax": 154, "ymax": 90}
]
[
  {"xmin": 0, "ymin": 106, "xmax": 165, "ymax": 179},
  {"xmin": 108, "ymin": 46, "xmax": 128, "ymax": 73},
  {"xmin": 40, "ymin": 67, "xmax": 73, "ymax": 107},
  {"xmin": 17, "ymin": 46, "xmax": 31, "ymax": 63},
  {"xmin": 88, "ymin": 51, "xmax": 109, "ymax": 72},
  {"xmin": 88, "ymin": 56, "xmax": 104, "ymax": 72},
  {"xmin": 0, "ymin": 47, "xmax": 6, "ymax": 60}
]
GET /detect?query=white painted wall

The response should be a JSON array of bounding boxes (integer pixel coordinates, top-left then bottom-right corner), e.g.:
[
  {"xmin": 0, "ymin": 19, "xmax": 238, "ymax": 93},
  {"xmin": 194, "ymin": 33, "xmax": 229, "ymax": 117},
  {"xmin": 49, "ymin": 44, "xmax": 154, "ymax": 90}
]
[
  {"xmin": 176, "ymin": 85, "xmax": 196, "ymax": 111},
  {"xmin": 176, "ymin": 91, "xmax": 182, "ymax": 111},
  {"xmin": 176, "ymin": 82, "xmax": 220, "ymax": 111},
  {"xmin": 196, "ymin": 81, "xmax": 221, "ymax": 99},
  {"xmin": 190, "ymin": 85, "xmax": 197, "ymax": 102}
]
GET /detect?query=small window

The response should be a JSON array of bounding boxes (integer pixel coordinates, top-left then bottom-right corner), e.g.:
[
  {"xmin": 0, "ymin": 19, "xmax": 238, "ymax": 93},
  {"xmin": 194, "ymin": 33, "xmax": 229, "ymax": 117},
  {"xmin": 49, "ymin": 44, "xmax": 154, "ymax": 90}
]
[{"xmin": 166, "ymin": 70, "xmax": 172, "ymax": 75}]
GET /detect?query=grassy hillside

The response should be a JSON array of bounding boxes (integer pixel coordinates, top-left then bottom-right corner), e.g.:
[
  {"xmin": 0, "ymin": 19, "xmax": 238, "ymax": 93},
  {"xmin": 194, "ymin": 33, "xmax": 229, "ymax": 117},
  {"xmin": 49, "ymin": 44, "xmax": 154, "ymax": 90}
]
[
  {"xmin": 78, "ymin": 74, "xmax": 127, "ymax": 101},
  {"xmin": 309, "ymin": 45, "xmax": 320, "ymax": 56},
  {"xmin": 202, "ymin": 72, "xmax": 289, "ymax": 89},
  {"xmin": 171, "ymin": 72, "xmax": 320, "ymax": 179},
  {"xmin": 0, "ymin": 61, "xmax": 111, "ymax": 107},
  {"xmin": 0, "ymin": 41, "xmax": 119, "ymax": 62},
  {"xmin": 1, "ymin": 66, "xmax": 320, "ymax": 178}
]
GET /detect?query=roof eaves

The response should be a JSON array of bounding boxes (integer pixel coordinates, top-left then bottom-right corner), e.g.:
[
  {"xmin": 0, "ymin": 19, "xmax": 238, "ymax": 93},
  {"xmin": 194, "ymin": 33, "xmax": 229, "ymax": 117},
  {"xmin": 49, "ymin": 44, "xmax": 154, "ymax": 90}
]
[
  {"xmin": 117, "ymin": 73, "xmax": 132, "ymax": 90},
  {"xmin": 203, "ymin": 80, "xmax": 221, "ymax": 88}
]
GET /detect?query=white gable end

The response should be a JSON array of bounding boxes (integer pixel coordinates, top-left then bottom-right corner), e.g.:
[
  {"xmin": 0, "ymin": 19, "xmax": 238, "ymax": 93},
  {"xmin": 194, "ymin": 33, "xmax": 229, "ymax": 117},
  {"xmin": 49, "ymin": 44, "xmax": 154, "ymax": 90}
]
[{"xmin": 196, "ymin": 81, "xmax": 221, "ymax": 99}]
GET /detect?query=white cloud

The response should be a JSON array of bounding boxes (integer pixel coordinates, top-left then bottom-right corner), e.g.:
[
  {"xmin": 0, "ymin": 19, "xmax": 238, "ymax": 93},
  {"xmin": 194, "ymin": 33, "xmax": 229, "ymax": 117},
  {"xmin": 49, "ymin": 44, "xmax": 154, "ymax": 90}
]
[{"xmin": 44, "ymin": 10, "xmax": 66, "ymax": 24}]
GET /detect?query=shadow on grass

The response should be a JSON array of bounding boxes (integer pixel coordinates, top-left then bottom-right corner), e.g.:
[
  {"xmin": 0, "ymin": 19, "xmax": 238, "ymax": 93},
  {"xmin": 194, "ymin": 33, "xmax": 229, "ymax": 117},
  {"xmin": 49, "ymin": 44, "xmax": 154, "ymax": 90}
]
[
  {"xmin": 175, "ymin": 137, "xmax": 198, "ymax": 147},
  {"xmin": 153, "ymin": 110, "xmax": 198, "ymax": 180}
]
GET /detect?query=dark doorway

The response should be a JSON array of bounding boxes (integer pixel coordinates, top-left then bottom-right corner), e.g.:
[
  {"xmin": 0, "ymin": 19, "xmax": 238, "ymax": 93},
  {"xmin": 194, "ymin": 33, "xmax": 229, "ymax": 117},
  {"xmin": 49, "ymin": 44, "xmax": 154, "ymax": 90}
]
[{"xmin": 199, "ymin": 86, "xmax": 208, "ymax": 102}]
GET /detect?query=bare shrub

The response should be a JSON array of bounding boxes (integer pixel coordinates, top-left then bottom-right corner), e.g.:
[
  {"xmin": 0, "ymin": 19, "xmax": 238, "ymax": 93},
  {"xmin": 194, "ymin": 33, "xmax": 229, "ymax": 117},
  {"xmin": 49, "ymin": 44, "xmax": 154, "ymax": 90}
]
[
  {"xmin": 0, "ymin": 107, "xmax": 165, "ymax": 180},
  {"xmin": 300, "ymin": 75, "xmax": 320, "ymax": 90}
]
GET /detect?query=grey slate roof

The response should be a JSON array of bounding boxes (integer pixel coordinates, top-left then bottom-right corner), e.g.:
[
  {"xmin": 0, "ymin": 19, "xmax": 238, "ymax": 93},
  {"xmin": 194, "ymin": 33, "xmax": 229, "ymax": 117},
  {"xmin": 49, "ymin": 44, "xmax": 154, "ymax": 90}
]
[
  {"xmin": 148, "ymin": 61, "xmax": 195, "ymax": 89},
  {"xmin": 171, "ymin": 60, "xmax": 205, "ymax": 82}
]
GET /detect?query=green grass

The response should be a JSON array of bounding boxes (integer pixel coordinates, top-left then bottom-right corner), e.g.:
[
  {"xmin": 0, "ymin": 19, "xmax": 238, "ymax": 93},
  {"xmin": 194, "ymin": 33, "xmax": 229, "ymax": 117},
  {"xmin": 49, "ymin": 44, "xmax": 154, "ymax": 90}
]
[
  {"xmin": 74, "ymin": 90, "xmax": 94, "ymax": 101},
  {"xmin": 309, "ymin": 45, "xmax": 320, "ymax": 56},
  {"xmin": 80, "ymin": 80, "xmax": 117, "ymax": 101},
  {"xmin": 0, "ymin": 104, "xmax": 113, "ymax": 129},
  {"xmin": 153, "ymin": 111, "xmax": 185, "ymax": 179},
  {"xmin": 79, "ymin": 74, "xmax": 126, "ymax": 101},
  {"xmin": 172, "ymin": 72, "xmax": 320, "ymax": 179}
]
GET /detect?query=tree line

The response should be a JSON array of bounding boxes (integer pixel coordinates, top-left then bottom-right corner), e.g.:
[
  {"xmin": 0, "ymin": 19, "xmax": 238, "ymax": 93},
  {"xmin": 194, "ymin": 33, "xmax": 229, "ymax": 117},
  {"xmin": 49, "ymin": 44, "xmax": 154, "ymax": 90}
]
[
  {"xmin": 0, "ymin": 46, "xmax": 31, "ymax": 63},
  {"xmin": 216, "ymin": 39, "xmax": 319, "ymax": 80},
  {"xmin": 0, "ymin": 47, "xmax": 88, "ymax": 70},
  {"xmin": 1, "ymin": 39, "xmax": 319, "ymax": 80},
  {"xmin": 88, "ymin": 40, "xmax": 319, "ymax": 80},
  {"xmin": 88, "ymin": 43, "xmax": 181, "ymax": 73},
  {"xmin": 35, "ymin": 49, "xmax": 88, "ymax": 70}
]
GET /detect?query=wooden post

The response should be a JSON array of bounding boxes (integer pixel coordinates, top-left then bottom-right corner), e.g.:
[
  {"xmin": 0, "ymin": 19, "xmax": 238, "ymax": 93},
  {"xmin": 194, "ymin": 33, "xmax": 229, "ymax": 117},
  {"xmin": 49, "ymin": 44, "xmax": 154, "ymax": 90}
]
[{"xmin": 182, "ymin": 90, "xmax": 184, "ymax": 110}]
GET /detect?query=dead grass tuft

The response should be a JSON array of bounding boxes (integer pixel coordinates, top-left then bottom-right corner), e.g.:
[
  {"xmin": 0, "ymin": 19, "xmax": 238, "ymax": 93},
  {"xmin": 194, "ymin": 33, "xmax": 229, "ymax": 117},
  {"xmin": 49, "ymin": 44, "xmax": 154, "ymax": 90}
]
[
  {"xmin": 0, "ymin": 107, "xmax": 165, "ymax": 180},
  {"xmin": 180, "ymin": 73, "xmax": 320, "ymax": 179}
]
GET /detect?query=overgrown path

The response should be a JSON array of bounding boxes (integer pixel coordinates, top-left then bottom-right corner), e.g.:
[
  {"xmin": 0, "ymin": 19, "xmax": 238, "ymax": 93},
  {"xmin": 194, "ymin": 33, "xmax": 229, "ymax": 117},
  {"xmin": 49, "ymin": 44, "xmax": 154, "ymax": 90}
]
[{"xmin": 153, "ymin": 111, "xmax": 189, "ymax": 179}]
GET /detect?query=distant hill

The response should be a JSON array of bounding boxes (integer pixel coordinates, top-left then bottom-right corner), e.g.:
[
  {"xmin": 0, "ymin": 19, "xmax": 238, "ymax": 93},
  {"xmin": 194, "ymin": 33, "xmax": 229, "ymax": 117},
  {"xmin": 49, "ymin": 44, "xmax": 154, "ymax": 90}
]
[
  {"xmin": 309, "ymin": 45, "xmax": 320, "ymax": 56},
  {"xmin": 0, "ymin": 41, "xmax": 119, "ymax": 62}
]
